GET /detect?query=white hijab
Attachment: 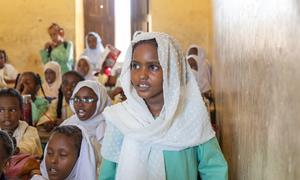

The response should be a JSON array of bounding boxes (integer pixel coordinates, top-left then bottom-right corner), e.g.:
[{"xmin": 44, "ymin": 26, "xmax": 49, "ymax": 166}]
[
  {"xmin": 62, "ymin": 80, "xmax": 111, "ymax": 141},
  {"xmin": 81, "ymin": 32, "xmax": 105, "ymax": 70},
  {"xmin": 39, "ymin": 125, "xmax": 97, "ymax": 180},
  {"xmin": 75, "ymin": 56, "xmax": 96, "ymax": 81},
  {"xmin": 102, "ymin": 32, "xmax": 215, "ymax": 180},
  {"xmin": 186, "ymin": 45, "xmax": 212, "ymax": 92},
  {"xmin": 42, "ymin": 61, "xmax": 62, "ymax": 98},
  {"xmin": 187, "ymin": 54, "xmax": 212, "ymax": 93}
]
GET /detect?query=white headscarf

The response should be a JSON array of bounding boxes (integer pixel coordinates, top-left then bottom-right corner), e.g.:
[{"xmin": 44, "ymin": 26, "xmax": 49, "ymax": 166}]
[
  {"xmin": 81, "ymin": 32, "xmax": 105, "ymax": 70},
  {"xmin": 62, "ymin": 80, "xmax": 111, "ymax": 141},
  {"xmin": 102, "ymin": 32, "xmax": 215, "ymax": 180},
  {"xmin": 42, "ymin": 61, "xmax": 62, "ymax": 98},
  {"xmin": 186, "ymin": 45, "xmax": 212, "ymax": 92},
  {"xmin": 40, "ymin": 125, "xmax": 97, "ymax": 180},
  {"xmin": 187, "ymin": 54, "xmax": 212, "ymax": 93},
  {"xmin": 75, "ymin": 56, "xmax": 96, "ymax": 81}
]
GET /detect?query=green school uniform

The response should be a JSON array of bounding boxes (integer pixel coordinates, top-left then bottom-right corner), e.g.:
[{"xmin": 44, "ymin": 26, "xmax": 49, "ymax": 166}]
[
  {"xmin": 40, "ymin": 41, "xmax": 74, "ymax": 74},
  {"xmin": 32, "ymin": 96, "xmax": 49, "ymax": 124},
  {"xmin": 99, "ymin": 137, "xmax": 228, "ymax": 180}
]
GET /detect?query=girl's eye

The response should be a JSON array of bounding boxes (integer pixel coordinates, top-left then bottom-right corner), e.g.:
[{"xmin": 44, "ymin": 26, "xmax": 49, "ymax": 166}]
[
  {"xmin": 60, "ymin": 153, "xmax": 68, "ymax": 157},
  {"xmin": 0, "ymin": 108, "xmax": 5, "ymax": 113},
  {"xmin": 130, "ymin": 62, "xmax": 140, "ymax": 70},
  {"xmin": 47, "ymin": 151, "xmax": 53, "ymax": 155},
  {"xmin": 9, "ymin": 108, "xmax": 17, "ymax": 113},
  {"xmin": 149, "ymin": 64, "xmax": 160, "ymax": 71}
]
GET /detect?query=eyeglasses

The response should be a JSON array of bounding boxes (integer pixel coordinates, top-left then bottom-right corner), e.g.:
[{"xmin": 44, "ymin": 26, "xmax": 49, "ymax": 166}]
[{"xmin": 71, "ymin": 97, "xmax": 98, "ymax": 104}]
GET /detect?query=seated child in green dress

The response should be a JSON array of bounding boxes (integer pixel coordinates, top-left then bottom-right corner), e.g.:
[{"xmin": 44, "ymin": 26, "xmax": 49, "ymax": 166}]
[{"xmin": 15, "ymin": 72, "xmax": 49, "ymax": 126}]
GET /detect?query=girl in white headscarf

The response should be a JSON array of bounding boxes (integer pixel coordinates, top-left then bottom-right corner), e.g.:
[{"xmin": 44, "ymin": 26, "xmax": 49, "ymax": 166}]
[
  {"xmin": 99, "ymin": 32, "xmax": 227, "ymax": 180},
  {"xmin": 61, "ymin": 80, "xmax": 111, "ymax": 171},
  {"xmin": 32, "ymin": 125, "xmax": 97, "ymax": 180},
  {"xmin": 42, "ymin": 61, "xmax": 62, "ymax": 99},
  {"xmin": 75, "ymin": 56, "xmax": 96, "ymax": 81},
  {"xmin": 186, "ymin": 45, "xmax": 212, "ymax": 93},
  {"xmin": 81, "ymin": 32, "xmax": 105, "ymax": 71}
]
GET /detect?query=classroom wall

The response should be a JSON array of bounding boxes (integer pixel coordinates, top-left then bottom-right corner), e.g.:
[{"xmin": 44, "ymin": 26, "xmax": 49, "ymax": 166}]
[
  {"xmin": 213, "ymin": 0, "xmax": 300, "ymax": 179},
  {"xmin": 150, "ymin": 0, "xmax": 213, "ymax": 59},
  {"xmin": 0, "ymin": 0, "xmax": 84, "ymax": 75}
]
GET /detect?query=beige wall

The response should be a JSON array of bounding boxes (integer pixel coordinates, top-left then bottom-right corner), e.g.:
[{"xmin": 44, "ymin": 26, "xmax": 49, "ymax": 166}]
[
  {"xmin": 150, "ymin": 0, "xmax": 213, "ymax": 59},
  {"xmin": 213, "ymin": 0, "xmax": 300, "ymax": 179},
  {"xmin": 0, "ymin": 0, "xmax": 84, "ymax": 75}
]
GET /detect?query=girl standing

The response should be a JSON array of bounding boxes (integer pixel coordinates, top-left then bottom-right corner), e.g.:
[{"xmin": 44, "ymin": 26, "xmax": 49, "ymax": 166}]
[
  {"xmin": 40, "ymin": 23, "xmax": 74, "ymax": 74},
  {"xmin": 99, "ymin": 32, "xmax": 227, "ymax": 180}
]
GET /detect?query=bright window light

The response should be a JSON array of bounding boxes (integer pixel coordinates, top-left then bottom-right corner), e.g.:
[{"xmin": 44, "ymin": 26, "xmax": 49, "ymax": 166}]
[{"xmin": 115, "ymin": 0, "xmax": 131, "ymax": 62}]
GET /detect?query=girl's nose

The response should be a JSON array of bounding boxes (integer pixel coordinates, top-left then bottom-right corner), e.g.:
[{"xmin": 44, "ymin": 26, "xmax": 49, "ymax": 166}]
[
  {"xmin": 139, "ymin": 67, "xmax": 149, "ymax": 80},
  {"xmin": 50, "ymin": 155, "xmax": 58, "ymax": 164}
]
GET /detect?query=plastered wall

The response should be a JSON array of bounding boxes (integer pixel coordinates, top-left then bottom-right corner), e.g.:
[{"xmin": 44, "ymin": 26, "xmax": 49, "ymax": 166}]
[
  {"xmin": 0, "ymin": 0, "xmax": 84, "ymax": 74},
  {"xmin": 213, "ymin": 0, "xmax": 300, "ymax": 179},
  {"xmin": 150, "ymin": 0, "xmax": 213, "ymax": 59}
]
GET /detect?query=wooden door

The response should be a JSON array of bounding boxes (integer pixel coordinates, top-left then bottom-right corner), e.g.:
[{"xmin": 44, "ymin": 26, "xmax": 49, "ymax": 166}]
[
  {"xmin": 84, "ymin": 0, "xmax": 115, "ymax": 46},
  {"xmin": 131, "ymin": 0, "xmax": 149, "ymax": 38}
]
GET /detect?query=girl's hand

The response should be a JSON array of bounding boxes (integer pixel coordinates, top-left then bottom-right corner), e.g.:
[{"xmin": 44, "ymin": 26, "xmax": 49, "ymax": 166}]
[
  {"xmin": 16, "ymin": 83, "xmax": 24, "ymax": 94},
  {"xmin": 44, "ymin": 42, "xmax": 53, "ymax": 50}
]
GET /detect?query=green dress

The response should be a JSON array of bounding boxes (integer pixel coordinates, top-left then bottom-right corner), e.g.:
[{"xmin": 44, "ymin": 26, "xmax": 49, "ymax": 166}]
[
  {"xmin": 99, "ymin": 137, "xmax": 228, "ymax": 180},
  {"xmin": 31, "ymin": 96, "xmax": 49, "ymax": 125},
  {"xmin": 40, "ymin": 41, "xmax": 74, "ymax": 74}
]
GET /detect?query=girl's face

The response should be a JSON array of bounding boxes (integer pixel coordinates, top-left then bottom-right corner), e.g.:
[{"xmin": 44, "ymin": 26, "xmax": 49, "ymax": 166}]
[
  {"xmin": 73, "ymin": 87, "xmax": 98, "ymax": 121},
  {"xmin": 0, "ymin": 96, "xmax": 21, "ymax": 134},
  {"xmin": 18, "ymin": 74, "xmax": 39, "ymax": 95},
  {"xmin": 87, "ymin": 35, "xmax": 97, "ymax": 49},
  {"xmin": 45, "ymin": 69, "xmax": 57, "ymax": 84},
  {"xmin": 45, "ymin": 133, "xmax": 79, "ymax": 180},
  {"xmin": 188, "ymin": 58, "xmax": 198, "ymax": 71},
  {"xmin": 131, "ymin": 43, "xmax": 163, "ymax": 103},
  {"xmin": 48, "ymin": 27, "xmax": 62, "ymax": 43},
  {"xmin": 61, "ymin": 74, "xmax": 82, "ymax": 104},
  {"xmin": 77, "ymin": 59, "xmax": 90, "ymax": 76},
  {"xmin": 0, "ymin": 52, "xmax": 6, "ymax": 69},
  {"xmin": 188, "ymin": 47, "xmax": 198, "ymax": 56}
]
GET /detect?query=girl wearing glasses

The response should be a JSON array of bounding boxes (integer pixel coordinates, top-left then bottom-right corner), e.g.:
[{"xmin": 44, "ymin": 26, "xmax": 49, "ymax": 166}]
[
  {"xmin": 99, "ymin": 32, "xmax": 228, "ymax": 180},
  {"xmin": 61, "ymin": 80, "xmax": 112, "ymax": 173}
]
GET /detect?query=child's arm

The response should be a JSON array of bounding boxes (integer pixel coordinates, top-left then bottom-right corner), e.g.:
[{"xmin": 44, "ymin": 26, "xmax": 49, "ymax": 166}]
[
  {"xmin": 99, "ymin": 159, "xmax": 117, "ymax": 180},
  {"xmin": 197, "ymin": 137, "xmax": 228, "ymax": 180},
  {"xmin": 18, "ymin": 126, "xmax": 43, "ymax": 158},
  {"xmin": 40, "ymin": 49, "xmax": 50, "ymax": 65},
  {"xmin": 32, "ymin": 98, "xmax": 49, "ymax": 125}
]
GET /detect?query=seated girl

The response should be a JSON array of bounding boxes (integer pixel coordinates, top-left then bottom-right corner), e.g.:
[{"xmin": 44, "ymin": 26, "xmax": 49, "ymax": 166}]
[
  {"xmin": 37, "ymin": 71, "xmax": 84, "ymax": 147},
  {"xmin": 32, "ymin": 125, "xmax": 97, "ymax": 180},
  {"xmin": 186, "ymin": 45, "xmax": 212, "ymax": 98},
  {"xmin": 0, "ymin": 49, "xmax": 18, "ymax": 87},
  {"xmin": 99, "ymin": 32, "xmax": 228, "ymax": 180},
  {"xmin": 38, "ymin": 71, "xmax": 85, "ymax": 127},
  {"xmin": 75, "ymin": 56, "xmax": 96, "ymax": 80},
  {"xmin": 42, "ymin": 61, "xmax": 62, "ymax": 100},
  {"xmin": 15, "ymin": 72, "xmax": 49, "ymax": 126},
  {"xmin": 61, "ymin": 80, "xmax": 111, "ymax": 169},
  {"xmin": 0, "ymin": 130, "xmax": 14, "ymax": 180},
  {"xmin": 0, "ymin": 88, "xmax": 42, "ymax": 158}
]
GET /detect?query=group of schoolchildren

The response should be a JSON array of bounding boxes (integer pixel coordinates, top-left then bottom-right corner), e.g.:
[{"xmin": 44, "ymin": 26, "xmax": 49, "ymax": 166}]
[{"xmin": 0, "ymin": 23, "xmax": 228, "ymax": 180}]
